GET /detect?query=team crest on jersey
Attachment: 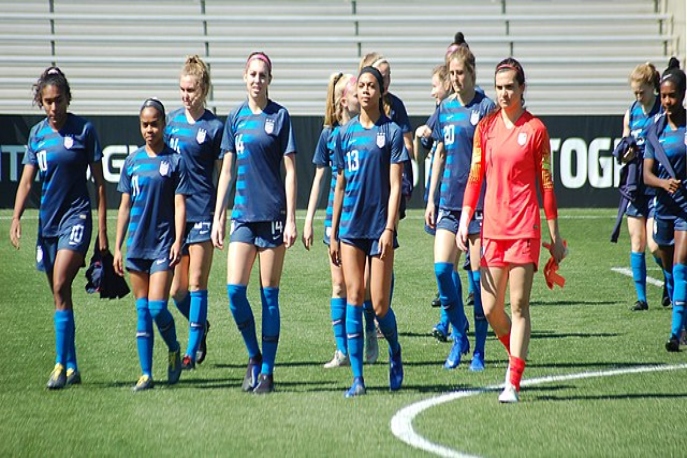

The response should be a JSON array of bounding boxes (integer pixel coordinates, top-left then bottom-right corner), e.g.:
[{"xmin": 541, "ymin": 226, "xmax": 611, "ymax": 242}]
[
  {"xmin": 196, "ymin": 128, "xmax": 207, "ymax": 144},
  {"xmin": 159, "ymin": 160, "xmax": 170, "ymax": 176},
  {"xmin": 63, "ymin": 136, "xmax": 74, "ymax": 149},
  {"xmin": 517, "ymin": 132, "xmax": 527, "ymax": 146},
  {"xmin": 470, "ymin": 110, "xmax": 480, "ymax": 126},
  {"xmin": 264, "ymin": 118, "xmax": 275, "ymax": 135},
  {"xmin": 376, "ymin": 131, "xmax": 386, "ymax": 148}
]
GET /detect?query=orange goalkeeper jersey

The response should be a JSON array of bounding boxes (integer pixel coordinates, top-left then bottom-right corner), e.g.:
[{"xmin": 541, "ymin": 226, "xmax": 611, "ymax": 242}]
[{"xmin": 463, "ymin": 110, "xmax": 557, "ymax": 240}]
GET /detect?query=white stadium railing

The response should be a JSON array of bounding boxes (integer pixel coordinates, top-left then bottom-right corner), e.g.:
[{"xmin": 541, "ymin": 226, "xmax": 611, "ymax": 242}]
[{"xmin": 0, "ymin": 0, "xmax": 680, "ymax": 116}]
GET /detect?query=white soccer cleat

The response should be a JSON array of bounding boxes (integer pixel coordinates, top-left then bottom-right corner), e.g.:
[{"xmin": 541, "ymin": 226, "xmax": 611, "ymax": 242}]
[
  {"xmin": 498, "ymin": 383, "xmax": 519, "ymax": 403},
  {"xmin": 324, "ymin": 350, "xmax": 350, "ymax": 368},
  {"xmin": 365, "ymin": 330, "xmax": 379, "ymax": 364}
]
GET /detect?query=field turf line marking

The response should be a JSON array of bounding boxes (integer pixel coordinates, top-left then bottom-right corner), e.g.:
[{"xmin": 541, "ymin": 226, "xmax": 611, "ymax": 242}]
[
  {"xmin": 390, "ymin": 363, "xmax": 687, "ymax": 458},
  {"xmin": 611, "ymin": 267, "xmax": 663, "ymax": 287}
]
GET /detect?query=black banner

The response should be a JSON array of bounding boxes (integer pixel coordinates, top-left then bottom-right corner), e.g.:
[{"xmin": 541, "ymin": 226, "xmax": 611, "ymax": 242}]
[{"xmin": 0, "ymin": 113, "xmax": 623, "ymax": 210}]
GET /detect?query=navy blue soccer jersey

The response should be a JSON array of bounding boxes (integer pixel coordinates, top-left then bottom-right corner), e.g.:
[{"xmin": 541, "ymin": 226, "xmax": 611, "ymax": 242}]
[
  {"xmin": 23, "ymin": 113, "xmax": 102, "ymax": 237},
  {"xmin": 220, "ymin": 100, "xmax": 297, "ymax": 222},
  {"xmin": 628, "ymin": 98, "xmax": 662, "ymax": 155},
  {"xmin": 387, "ymin": 93, "xmax": 411, "ymax": 134},
  {"xmin": 645, "ymin": 117, "xmax": 687, "ymax": 217},
  {"xmin": 387, "ymin": 93, "xmax": 414, "ymax": 196},
  {"xmin": 422, "ymin": 107, "xmax": 440, "ymax": 205},
  {"xmin": 432, "ymin": 92, "xmax": 495, "ymax": 210},
  {"xmin": 335, "ymin": 115, "xmax": 408, "ymax": 239},
  {"xmin": 118, "ymin": 146, "xmax": 190, "ymax": 260},
  {"xmin": 629, "ymin": 98, "xmax": 662, "ymax": 197},
  {"xmin": 312, "ymin": 125, "xmax": 340, "ymax": 234},
  {"xmin": 165, "ymin": 107, "xmax": 223, "ymax": 223}
]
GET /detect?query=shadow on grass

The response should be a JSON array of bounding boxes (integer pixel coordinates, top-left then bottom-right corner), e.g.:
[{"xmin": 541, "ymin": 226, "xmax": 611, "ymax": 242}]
[
  {"xmin": 530, "ymin": 330, "xmax": 620, "ymax": 339},
  {"xmin": 400, "ymin": 331, "xmax": 443, "ymax": 339},
  {"xmin": 532, "ymin": 300, "xmax": 618, "ymax": 306}
]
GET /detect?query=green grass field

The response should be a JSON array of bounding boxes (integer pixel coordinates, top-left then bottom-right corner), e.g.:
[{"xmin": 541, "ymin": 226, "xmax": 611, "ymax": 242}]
[{"xmin": 1, "ymin": 208, "xmax": 686, "ymax": 457}]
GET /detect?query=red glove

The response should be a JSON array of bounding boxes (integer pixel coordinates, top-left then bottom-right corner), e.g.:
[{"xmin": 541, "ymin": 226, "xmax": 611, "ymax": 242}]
[{"xmin": 542, "ymin": 240, "xmax": 567, "ymax": 290}]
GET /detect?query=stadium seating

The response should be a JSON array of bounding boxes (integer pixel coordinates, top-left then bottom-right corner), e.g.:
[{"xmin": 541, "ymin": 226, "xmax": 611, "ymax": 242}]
[{"xmin": 0, "ymin": 0, "xmax": 680, "ymax": 116}]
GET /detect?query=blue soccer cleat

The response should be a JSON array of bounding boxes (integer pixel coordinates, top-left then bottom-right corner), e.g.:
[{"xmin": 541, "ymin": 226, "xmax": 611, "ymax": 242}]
[
  {"xmin": 444, "ymin": 334, "xmax": 469, "ymax": 369},
  {"xmin": 344, "ymin": 377, "xmax": 366, "ymax": 398},
  {"xmin": 389, "ymin": 346, "xmax": 404, "ymax": 391},
  {"xmin": 469, "ymin": 351, "xmax": 485, "ymax": 372}
]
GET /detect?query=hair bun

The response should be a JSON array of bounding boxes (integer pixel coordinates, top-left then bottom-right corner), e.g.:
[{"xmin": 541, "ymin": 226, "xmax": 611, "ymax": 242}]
[
  {"xmin": 454, "ymin": 32, "xmax": 465, "ymax": 45},
  {"xmin": 668, "ymin": 57, "xmax": 680, "ymax": 69}
]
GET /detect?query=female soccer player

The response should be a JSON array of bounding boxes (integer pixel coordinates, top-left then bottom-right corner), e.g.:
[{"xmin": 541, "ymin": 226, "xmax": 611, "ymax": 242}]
[
  {"xmin": 359, "ymin": 53, "xmax": 414, "ymax": 347},
  {"xmin": 114, "ymin": 98, "xmax": 188, "ymax": 392},
  {"xmin": 359, "ymin": 53, "xmax": 416, "ymax": 209},
  {"xmin": 330, "ymin": 66, "xmax": 407, "ymax": 397},
  {"xmin": 10, "ymin": 67, "xmax": 108, "ymax": 389},
  {"xmin": 457, "ymin": 58, "xmax": 566, "ymax": 402},
  {"xmin": 302, "ymin": 72, "xmax": 360, "ymax": 368},
  {"xmin": 414, "ymin": 64, "xmax": 454, "ymax": 341},
  {"xmin": 425, "ymin": 46, "xmax": 495, "ymax": 371},
  {"xmin": 640, "ymin": 59, "xmax": 686, "ymax": 351},
  {"xmin": 212, "ymin": 52, "xmax": 297, "ymax": 394},
  {"xmin": 166, "ymin": 55, "xmax": 224, "ymax": 369},
  {"xmin": 617, "ymin": 63, "xmax": 665, "ymax": 311}
]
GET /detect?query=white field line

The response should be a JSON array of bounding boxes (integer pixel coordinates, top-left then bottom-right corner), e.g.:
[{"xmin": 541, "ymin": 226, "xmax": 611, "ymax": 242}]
[
  {"xmin": 611, "ymin": 267, "xmax": 664, "ymax": 287},
  {"xmin": 390, "ymin": 363, "xmax": 687, "ymax": 458}
]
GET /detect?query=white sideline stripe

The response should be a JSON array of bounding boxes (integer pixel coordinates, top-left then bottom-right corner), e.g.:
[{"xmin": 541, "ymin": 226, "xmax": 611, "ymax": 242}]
[
  {"xmin": 611, "ymin": 267, "xmax": 664, "ymax": 287},
  {"xmin": 390, "ymin": 363, "xmax": 687, "ymax": 458}
]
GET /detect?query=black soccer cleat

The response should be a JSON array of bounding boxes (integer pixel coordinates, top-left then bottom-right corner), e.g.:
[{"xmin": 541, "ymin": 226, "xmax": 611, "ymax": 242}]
[
  {"xmin": 242, "ymin": 355, "xmax": 262, "ymax": 392},
  {"xmin": 666, "ymin": 336, "xmax": 680, "ymax": 352},
  {"xmin": 196, "ymin": 320, "xmax": 210, "ymax": 365},
  {"xmin": 252, "ymin": 374, "xmax": 274, "ymax": 394},
  {"xmin": 631, "ymin": 300, "xmax": 648, "ymax": 311}
]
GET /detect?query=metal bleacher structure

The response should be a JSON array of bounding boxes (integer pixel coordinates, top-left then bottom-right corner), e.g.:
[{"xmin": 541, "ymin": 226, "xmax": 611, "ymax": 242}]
[{"xmin": 0, "ymin": 0, "xmax": 682, "ymax": 117}]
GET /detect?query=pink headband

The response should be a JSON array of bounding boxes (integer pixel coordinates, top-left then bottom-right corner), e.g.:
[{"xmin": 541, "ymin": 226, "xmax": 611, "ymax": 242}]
[
  {"xmin": 246, "ymin": 53, "xmax": 272, "ymax": 74},
  {"xmin": 445, "ymin": 44, "xmax": 460, "ymax": 58},
  {"xmin": 342, "ymin": 76, "xmax": 357, "ymax": 99},
  {"xmin": 496, "ymin": 64, "xmax": 519, "ymax": 73}
]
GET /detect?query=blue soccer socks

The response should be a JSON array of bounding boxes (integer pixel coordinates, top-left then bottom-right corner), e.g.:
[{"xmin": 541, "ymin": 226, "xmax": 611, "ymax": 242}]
[
  {"xmin": 135, "ymin": 298, "xmax": 154, "ymax": 377},
  {"xmin": 376, "ymin": 307, "xmax": 400, "ymax": 356},
  {"xmin": 331, "ymin": 297, "xmax": 348, "ymax": 355},
  {"xmin": 630, "ymin": 252, "xmax": 647, "ymax": 303},
  {"xmin": 186, "ymin": 290, "xmax": 208, "ymax": 361},
  {"xmin": 53, "ymin": 310, "xmax": 70, "ymax": 367},
  {"xmin": 470, "ymin": 270, "xmax": 487, "ymax": 356},
  {"xmin": 173, "ymin": 293, "xmax": 191, "ymax": 321},
  {"xmin": 435, "ymin": 262, "xmax": 467, "ymax": 343},
  {"xmin": 149, "ymin": 300, "xmax": 179, "ymax": 352},
  {"xmin": 362, "ymin": 299, "xmax": 376, "ymax": 334},
  {"xmin": 670, "ymin": 264, "xmax": 687, "ymax": 339},
  {"xmin": 260, "ymin": 287, "xmax": 280, "ymax": 376},
  {"xmin": 227, "ymin": 284, "xmax": 260, "ymax": 359},
  {"xmin": 346, "ymin": 304, "xmax": 364, "ymax": 379}
]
